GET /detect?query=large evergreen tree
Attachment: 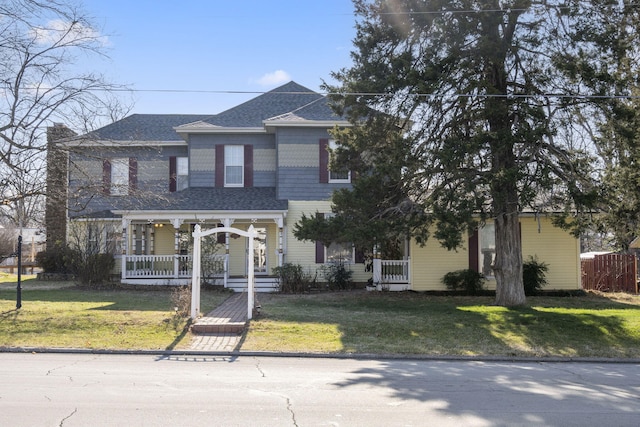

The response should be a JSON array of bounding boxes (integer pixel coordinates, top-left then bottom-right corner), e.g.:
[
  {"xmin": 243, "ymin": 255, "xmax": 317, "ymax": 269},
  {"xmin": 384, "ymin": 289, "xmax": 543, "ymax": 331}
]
[{"xmin": 297, "ymin": 1, "xmax": 636, "ymax": 306}]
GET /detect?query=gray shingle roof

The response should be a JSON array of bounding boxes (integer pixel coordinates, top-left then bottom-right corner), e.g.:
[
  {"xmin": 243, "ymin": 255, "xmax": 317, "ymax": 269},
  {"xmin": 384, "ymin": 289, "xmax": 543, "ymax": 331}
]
[
  {"xmin": 70, "ymin": 188, "xmax": 288, "ymax": 218},
  {"xmin": 146, "ymin": 187, "xmax": 288, "ymax": 211},
  {"xmin": 87, "ymin": 114, "xmax": 214, "ymax": 141},
  {"xmin": 201, "ymin": 81, "xmax": 340, "ymax": 127},
  {"xmin": 84, "ymin": 82, "xmax": 345, "ymax": 141}
]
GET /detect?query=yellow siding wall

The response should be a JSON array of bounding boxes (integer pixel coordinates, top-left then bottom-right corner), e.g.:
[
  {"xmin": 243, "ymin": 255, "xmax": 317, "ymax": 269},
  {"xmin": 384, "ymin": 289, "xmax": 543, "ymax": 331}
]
[
  {"xmin": 410, "ymin": 216, "xmax": 580, "ymax": 291},
  {"xmin": 153, "ymin": 226, "xmax": 175, "ymax": 255},
  {"xmin": 410, "ymin": 237, "xmax": 469, "ymax": 291},
  {"xmin": 286, "ymin": 201, "xmax": 371, "ymax": 284},
  {"xmin": 520, "ymin": 216, "xmax": 580, "ymax": 290}
]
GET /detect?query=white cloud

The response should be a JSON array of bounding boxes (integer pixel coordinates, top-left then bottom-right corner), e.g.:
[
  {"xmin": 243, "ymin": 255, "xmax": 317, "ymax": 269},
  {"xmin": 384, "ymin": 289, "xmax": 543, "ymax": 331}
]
[
  {"xmin": 30, "ymin": 19, "xmax": 109, "ymax": 46},
  {"xmin": 252, "ymin": 70, "xmax": 292, "ymax": 86}
]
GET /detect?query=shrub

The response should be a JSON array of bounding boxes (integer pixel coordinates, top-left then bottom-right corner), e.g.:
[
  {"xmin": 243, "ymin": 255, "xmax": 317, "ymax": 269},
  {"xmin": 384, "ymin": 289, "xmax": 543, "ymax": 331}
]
[
  {"xmin": 523, "ymin": 256, "xmax": 548, "ymax": 296},
  {"xmin": 170, "ymin": 285, "xmax": 192, "ymax": 318},
  {"xmin": 75, "ymin": 253, "xmax": 115, "ymax": 286},
  {"xmin": 321, "ymin": 262, "xmax": 354, "ymax": 290},
  {"xmin": 35, "ymin": 244, "xmax": 80, "ymax": 274},
  {"xmin": 442, "ymin": 269, "xmax": 485, "ymax": 295},
  {"xmin": 273, "ymin": 263, "xmax": 314, "ymax": 293}
]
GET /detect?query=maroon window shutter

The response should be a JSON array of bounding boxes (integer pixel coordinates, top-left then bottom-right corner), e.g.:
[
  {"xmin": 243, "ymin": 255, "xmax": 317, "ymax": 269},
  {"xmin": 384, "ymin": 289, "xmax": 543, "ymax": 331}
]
[
  {"xmin": 244, "ymin": 145, "xmax": 253, "ymax": 187},
  {"xmin": 319, "ymin": 138, "xmax": 329, "ymax": 183},
  {"xmin": 169, "ymin": 156, "xmax": 177, "ymax": 192},
  {"xmin": 468, "ymin": 229, "xmax": 479, "ymax": 272},
  {"xmin": 315, "ymin": 212, "xmax": 325, "ymax": 263},
  {"xmin": 215, "ymin": 145, "xmax": 224, "ymax": 187},
  {"xmin": 102, "ymin": 159, "xmax": 111, "ymax": 195},
  {"xmin": 129, "ymin": 157, "xmax": 137, "ymax": 191},
  {"xmin": 315, "ymin": 241, "xmax": 325, "ymax": 264}
]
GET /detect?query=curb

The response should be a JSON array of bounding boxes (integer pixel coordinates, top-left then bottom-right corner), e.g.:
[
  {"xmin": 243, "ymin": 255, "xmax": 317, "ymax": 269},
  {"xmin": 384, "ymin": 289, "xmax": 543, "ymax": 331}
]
[{"xmin": 2, "ymin": 346, "xmax": 640, "ymax": 364}]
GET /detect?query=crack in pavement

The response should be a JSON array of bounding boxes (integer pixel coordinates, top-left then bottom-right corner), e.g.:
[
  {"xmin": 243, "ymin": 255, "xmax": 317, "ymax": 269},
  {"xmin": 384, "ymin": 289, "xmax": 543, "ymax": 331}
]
[
  {"xmin": 255, "ymin": 358, "xmax": 266, "ymax": 377},
  {"xmin": 286, "ymin": 397, "xmax": 298, "ymax": 427},
  {"xmin": 59, "ymin": 408, "xmax": 77, "ymax": 427}
]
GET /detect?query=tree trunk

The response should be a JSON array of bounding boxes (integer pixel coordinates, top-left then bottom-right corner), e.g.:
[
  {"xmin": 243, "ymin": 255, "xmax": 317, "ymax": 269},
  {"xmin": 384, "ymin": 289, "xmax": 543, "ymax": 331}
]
[{"xmin": 493, "ymin": 210, "xmax": 526, "ymax": 306}]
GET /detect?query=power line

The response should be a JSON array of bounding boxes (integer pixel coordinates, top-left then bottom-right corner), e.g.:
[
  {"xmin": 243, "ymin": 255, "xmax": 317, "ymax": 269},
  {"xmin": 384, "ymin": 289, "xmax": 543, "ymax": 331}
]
[{"xmin": 101, "ymin": 87, "xmax": 640, "ymax": 101}]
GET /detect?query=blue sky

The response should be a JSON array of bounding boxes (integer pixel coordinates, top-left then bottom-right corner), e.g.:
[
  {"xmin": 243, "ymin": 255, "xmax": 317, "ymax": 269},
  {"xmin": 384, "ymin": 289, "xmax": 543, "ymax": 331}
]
[{"xmin": 82, "ymin": 0, "xmax": 357, "ymax": 115}]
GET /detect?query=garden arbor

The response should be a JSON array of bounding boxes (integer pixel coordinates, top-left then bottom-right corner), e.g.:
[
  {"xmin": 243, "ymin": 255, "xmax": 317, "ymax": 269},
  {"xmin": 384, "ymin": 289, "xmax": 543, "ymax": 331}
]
[{"xmin": 190, "ymin": 224, "xmax": 259, "ymax": 320}]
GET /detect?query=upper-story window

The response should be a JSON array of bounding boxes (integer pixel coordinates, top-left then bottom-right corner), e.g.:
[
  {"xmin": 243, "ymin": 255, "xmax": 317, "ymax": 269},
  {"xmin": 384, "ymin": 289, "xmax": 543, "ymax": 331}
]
[
  {"xmin": 110, "ymin": 158, "xmax": 130, "ymax": 196},
  {"xmin": 176, "ymin": 157, "xmax": 189, "ymax": 191},
  {"xmin": 225, "ymin": 145, "xmax": 244, "ymax": 187},
  {"xmin": 328, "ymin": 140, "xmax": 351, "ymax": 183}
]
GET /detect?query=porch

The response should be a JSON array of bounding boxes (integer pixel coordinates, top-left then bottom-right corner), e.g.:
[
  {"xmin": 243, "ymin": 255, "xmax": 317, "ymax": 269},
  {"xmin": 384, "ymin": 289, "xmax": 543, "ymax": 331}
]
[
  {"xmin": 120, "ymin": 254, "xmax": 280, "ymax": 291},
  {"xmin": 119, "ymin": 254, "xmax": 411, "ymax": 291}
]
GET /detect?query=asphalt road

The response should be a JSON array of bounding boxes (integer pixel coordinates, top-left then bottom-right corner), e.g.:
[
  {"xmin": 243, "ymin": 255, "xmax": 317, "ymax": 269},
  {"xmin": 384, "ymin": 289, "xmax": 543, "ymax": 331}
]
[{"xmin": 0, "ymin": 353, "xmax": 639, "ymax": 426}]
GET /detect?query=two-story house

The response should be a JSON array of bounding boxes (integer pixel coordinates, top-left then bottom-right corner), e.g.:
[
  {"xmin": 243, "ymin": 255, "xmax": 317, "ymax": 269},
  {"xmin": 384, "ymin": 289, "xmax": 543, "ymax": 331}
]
[
  {"xmin": 51, "ymin": 81, "xmax": 583, "ymax": 293},
  {"xmin": 56, "ymin": 81, "xmax": 370, "ymax": 290}
]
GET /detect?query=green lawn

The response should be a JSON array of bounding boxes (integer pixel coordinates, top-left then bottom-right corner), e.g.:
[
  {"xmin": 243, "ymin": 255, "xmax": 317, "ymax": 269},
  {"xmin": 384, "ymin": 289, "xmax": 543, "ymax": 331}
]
[
  {"xmin": 244, "ymin": 291, "xmax": 640, "ymax": 358},
  {"xmin": 0, "ymin": 274, "xmax": 230, "ymax": 350},
  {"xmin": 2, "ymin": 273, "xmax": 640, "ymax": 358}
]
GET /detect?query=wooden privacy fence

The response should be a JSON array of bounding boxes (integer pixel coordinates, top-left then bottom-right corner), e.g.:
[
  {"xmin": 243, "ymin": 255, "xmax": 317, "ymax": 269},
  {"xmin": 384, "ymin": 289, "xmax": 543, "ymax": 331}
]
[{"xmin": 581, "ymin": 253, "xmax": 638, "ymax": 293}]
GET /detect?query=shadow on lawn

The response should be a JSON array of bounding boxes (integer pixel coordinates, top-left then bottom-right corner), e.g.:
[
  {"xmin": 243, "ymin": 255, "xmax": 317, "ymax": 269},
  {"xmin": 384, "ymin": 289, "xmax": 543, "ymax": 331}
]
[
  {"xmin": 464, "ymin": 305, "xmax": 640, "ymax": 357},
  {"xmin": 258, "ymin": 292, "xmax": 640, "ymax": 358}
]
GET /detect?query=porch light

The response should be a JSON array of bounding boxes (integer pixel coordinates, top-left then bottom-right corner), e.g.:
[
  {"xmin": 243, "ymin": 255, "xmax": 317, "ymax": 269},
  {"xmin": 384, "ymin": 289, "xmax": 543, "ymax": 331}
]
[{"xmin": 154, "ymin": 223, "xmax": 164, "ymax": 228}]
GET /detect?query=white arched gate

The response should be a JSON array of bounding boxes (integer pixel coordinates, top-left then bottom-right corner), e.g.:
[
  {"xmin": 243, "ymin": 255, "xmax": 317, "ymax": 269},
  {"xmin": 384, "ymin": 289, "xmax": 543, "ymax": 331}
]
[{"xmin": 191, "ymin": 224, "xmax": 259, "ymax": 320}]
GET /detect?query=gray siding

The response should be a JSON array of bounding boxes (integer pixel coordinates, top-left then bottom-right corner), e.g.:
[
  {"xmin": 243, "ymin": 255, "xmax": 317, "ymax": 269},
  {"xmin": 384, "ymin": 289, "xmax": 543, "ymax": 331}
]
[
  {"xmin": 68, "ymin": 146, "xmax": 188, "ymax": 216},
  {"xmin": 188, "ymin": 133, "xmax": 276, "ymax": 188},
  {"xmin": 275, "ymin": 127, "xmax": 352, "ymax": 200}
]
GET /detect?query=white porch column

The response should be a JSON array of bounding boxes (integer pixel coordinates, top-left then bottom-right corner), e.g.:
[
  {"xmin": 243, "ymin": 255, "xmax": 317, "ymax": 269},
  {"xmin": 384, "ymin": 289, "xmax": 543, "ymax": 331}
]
[
  {"xmin": 121, "ymin": 218, "xmax": 130, "ymax": 281},
  {"xmin": 372, "ymin": 244, "xmax": 382, "ymax": 286},
  {"xmin": 247, "ymin": 224, "xmax": 255, "ymax": 320},
  {"xmin": 171, "ymin": 218, "xmax": 184, "ymax": 279},
  {"xmin": 275, "ymin": 217, "xmax": 284, "ymax": 268},
  {"xmin": 222, "ymin": 218, "xmax": 233, "ymax": 289}
]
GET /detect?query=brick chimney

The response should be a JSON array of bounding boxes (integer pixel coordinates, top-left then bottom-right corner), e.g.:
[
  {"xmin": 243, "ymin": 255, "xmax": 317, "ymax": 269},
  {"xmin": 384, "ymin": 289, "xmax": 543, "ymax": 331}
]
[{"xmin": 45, "ymin": 123, "xmax": 76, "ymax": 248}]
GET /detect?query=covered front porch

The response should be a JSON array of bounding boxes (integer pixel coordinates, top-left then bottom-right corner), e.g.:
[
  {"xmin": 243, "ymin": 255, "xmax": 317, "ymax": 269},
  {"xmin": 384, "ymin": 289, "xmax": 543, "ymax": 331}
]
[{"xmin": 115, "ymin": 210, "xmax": 286, "ymax": 291}]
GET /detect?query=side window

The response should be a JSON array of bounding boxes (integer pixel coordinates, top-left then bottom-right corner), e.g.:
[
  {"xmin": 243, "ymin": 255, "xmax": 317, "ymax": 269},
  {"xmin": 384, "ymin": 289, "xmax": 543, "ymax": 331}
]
[
  {"xmin": 328, "ymin": 139, "xmax": 351, "ymax": 183},
  {"xmin": 324, "ymin": 213, "xmax": 354, "ymax": 263},
  {"xmin": 326, "ymin": 241, "xmax": 354, "ymax": 264},
  {"xmin": 479, "ymin": 223, "xmax": 496, "ymax": 277},
  {"xmin": 224, "ymin": 145, "xmax": 244, "ymax": 187}
]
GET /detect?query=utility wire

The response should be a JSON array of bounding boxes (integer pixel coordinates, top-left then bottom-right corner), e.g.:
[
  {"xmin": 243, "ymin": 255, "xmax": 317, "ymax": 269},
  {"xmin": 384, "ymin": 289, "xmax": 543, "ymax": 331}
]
[{"xmin": 98, "ymin": 88, "xmax": 640, "ymax": 100}]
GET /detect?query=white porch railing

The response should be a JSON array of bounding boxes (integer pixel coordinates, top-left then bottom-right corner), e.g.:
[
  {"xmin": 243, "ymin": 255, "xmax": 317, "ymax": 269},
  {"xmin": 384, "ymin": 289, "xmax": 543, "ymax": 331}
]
[
  {"xmin": 381, "ymin": 259, "xmax": 410, "ymax": 283},
  {"xmin": 124, "ymin": 254, "xmax": 224, "ymax": 278}
]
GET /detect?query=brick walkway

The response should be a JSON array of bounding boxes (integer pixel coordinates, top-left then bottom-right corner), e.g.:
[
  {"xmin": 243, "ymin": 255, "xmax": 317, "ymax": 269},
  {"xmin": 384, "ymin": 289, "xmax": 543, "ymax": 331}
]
[{"xmin": 189, "ymin": 293, "xmax": 249, "ymax": 352}]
